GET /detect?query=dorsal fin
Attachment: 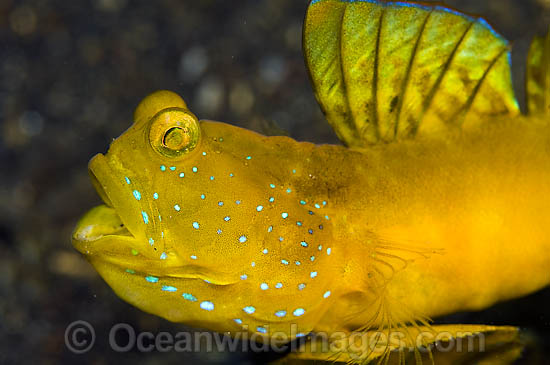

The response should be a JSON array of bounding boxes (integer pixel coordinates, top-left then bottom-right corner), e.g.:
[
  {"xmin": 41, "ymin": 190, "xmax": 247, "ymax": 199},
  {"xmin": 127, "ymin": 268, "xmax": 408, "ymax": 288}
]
[
  {"xmin": 527, "ymin": 27, "xmax": 550, "ymax": 116},
  {"xmin": 303, "ymin": 0, "xmax": 520, "ymax": 147}
]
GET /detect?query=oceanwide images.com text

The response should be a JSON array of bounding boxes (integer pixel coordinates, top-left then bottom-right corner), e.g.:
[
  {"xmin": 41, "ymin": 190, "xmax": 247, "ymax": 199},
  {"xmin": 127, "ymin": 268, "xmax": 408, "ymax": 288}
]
[{"xmin": 64, "ymin": 320, "xmax": 486, "ymax": 356}]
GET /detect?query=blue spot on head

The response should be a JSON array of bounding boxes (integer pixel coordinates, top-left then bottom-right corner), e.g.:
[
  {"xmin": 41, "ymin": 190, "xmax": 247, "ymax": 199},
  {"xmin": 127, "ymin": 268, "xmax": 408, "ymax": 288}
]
[
  {"xmin": 327, "ymin": 248, "xmax": 332, "ymax": 255},
  {"xmin": 162, "ymin": 285, "xmax": 177, "ymax": 292},
  {"xmin": 234, "ymin": 318, "xmax": 242, "ymax": 324},
  {"xmin": 179, "ymin": 172, "xmax": 185, "ymax": 178},
  {"xmin": 275, "ymin": 282, "xmax": 283, "ymax": 288},
  {"xmin": 182, "ymin": 293, "xmax": 198, "ymax": 302},
  {"xmin": 210, "ymin": 176, "xmax": 215, "ymax": 181},
  {"xmin": 239, "ymin": 235, "xmax": 247, "ymax": 243},
  {"xmin": 275, "ymin": 310, "xmax": 287, "ymax": 318},
  {"xmin": 270, "ymin": 184, "xmax": 276, "ymax": 189},
  {"xmin": 141, "ymin": 211, "xmax": 149, "ymax": 224},
  {"xmin": 260, "ymin": 283, "xmax": 269, "ymax": 290},
  {"xmin": 145, "ymin": 276, "xmax": 158, "ymax": 283},
  {"xmin": 297, "ymin": 221, "xmax": 302, "ymax": 226},
  {"xmin": 192, "ymin": 222, "xmax": 200, "ymax": 229},
  {"xmin": 281, "ymin": 212, "xmax": 288, "ymax": 219},
  {"xmin": 314, "ymin": 203, "xmax": 321, "ymax": 209},
  {"xmin": 298, "ymin": 283, "xmax": 306, "ymax": 290},
  {"xmin": 269, "ymin": 197, "xmax": 274, "ymax": 203},
  {"xmin": 246, "ymin": 156, "xmax": 252, "ymax": 160},
  {"xmin": 132, "ymin": 190, "xmax": 141, "ymax": 201},
  {"xmin": 153, "ymin": 192, "xmax": 159, "ymax": 200},
  {"xmin": 170, "ymin": 166, "xmax": 176, "ymax": 171},
  {"xmin": 281, "ymin": 259, "xmax": 289, "ymax": 265},
  {"xmin": 200, "ymin": 301, "xmax": 215, "ymax": 311},
  {"xmin": 235, "ymin": 200, "xmax": 241, "ymax": 205},
  {"xmin": 217, "ymin": 229, "xmax": 222, "ymax": 235},
  {"xmin": 323, "ymin": 291, "xmax": 331, "ymax": 299},
  {"xmin": 200, "ymin": 194, "xmax": 206, "ymax": 200},
  {"xmin": 308, "ymin": 229, "xmax": 313, "ymax": 234},
  {"xmin": 268, "ymin": 225, "xmax": 273, "ymax": 232},
  {"xmin": 224, "ymin": 216, "xmax": 231, "ymax": 222},
  {"xmin": 190, "ymin": 255, "xmax": 197, "ymax": 260},
  {"xmin": 174, "ymin": 204, "xmax": 181, "ymax": 211},
  {"xmin": 160, "ymin": 165, "xmax": 166, "ymax": 171},
  {"xmin": 218, "ymin": 201, "xmax": 224, "ymax": 206},
  {"xmin": 300, "ymin": 200, "xmax": 306, "ymax": 205},
  {"xmin": 262, "ymin": 249, "xmax": 268, "ymax": 254},
  {"xmin": 293, "ymin": 308, "xmax": 305, "ymax": 317},
  {"xmin": 243, "ymin": 306, "xmax": 256, "ymax": 314},
  {"xmin": 301, "ymin": 241, "xmax": 308, "ymax": 247},
  {"xmin": 295, "ymin": 261, "xmax": 301, "ymax": 266},
  {"xmin": 240, "ymin": 274, "xmax": 248, "ymax": 280},
  {"xmin": 257, "ymin": 326, "xmax": 267, "ymax": 334},
  {"xmin": 192, "ymin": 167, "xmax": 198, "ymax": 173},
  {"xmin": 256, "ymin": 205, "xmax": 263, "ymax": 212},
  {"xmin": 125, "ymin": 177, "xmax": 131, "ymax": 184},
  {"xmin": 310, "ymin": 271, "xmax": 318, "ymax": 278},
  {"xmin": 286, "ymin": 188, "xmax": 292, "ymax": 193}
]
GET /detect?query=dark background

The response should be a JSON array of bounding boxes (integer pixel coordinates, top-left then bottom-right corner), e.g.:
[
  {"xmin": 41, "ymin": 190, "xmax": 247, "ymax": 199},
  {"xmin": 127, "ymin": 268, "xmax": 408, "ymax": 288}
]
[{"xmin": 1, "ymin": 0, "xmax": 549, "ymax": 364}]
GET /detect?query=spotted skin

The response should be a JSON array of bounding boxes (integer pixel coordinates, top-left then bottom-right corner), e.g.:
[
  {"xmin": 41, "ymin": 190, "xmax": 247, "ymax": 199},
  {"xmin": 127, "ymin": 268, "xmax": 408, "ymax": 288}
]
[
  {"xmin": 73, "ymin": 94, "xmax": 360, "ymax": 337},
  {"xmin": 72, "ymin": 0, "xmax": 550, "ymax": 358}
]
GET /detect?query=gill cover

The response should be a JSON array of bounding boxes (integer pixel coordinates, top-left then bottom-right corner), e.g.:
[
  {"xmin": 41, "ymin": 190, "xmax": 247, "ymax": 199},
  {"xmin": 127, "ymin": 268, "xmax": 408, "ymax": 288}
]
[{"xmin": 303, "ymin": 0, "xmax": 520, "ymax": 146}]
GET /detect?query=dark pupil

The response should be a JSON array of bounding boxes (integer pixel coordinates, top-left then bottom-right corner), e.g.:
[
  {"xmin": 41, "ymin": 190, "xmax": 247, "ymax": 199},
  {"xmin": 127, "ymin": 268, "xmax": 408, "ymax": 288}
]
[{"xmin": 163, "ymin": 127, "xmax": 188, "ymax": 150}]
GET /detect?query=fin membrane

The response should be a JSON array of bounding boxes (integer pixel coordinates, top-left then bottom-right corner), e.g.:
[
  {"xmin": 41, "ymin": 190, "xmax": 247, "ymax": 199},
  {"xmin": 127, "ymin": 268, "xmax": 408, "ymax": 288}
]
[
  {"xmin": 527, "ymin": 27, "xmax": 550, "ymax": 116},
  {"xmin": 304, "ymin": 0, "xmax": 520, "ymax": 147},
  {"xmin": 273, "ymin": 325, "xmax": 522, "ymax": 364}
]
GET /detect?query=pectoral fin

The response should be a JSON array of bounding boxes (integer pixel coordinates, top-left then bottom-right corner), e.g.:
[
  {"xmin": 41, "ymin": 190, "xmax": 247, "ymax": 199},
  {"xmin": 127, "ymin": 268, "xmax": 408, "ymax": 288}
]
[
  {"xmin": 274, "ymin": 325, "xmax": 523, "ymax": 364},
  {"xmin": 303, "ymin": 0, "xmax": 520, "ymax": 147}
]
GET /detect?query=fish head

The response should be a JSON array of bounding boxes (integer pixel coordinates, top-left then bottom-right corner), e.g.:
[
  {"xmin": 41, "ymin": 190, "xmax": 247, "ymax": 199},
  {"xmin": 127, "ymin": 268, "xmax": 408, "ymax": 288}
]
[{"xmin": 72, "ymin": 90, "xmax": 335, "ymax": 327}]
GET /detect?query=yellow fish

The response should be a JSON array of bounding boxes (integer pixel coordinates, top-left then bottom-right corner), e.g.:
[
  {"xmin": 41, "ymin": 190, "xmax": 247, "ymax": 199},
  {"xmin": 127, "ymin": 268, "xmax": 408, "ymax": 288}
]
[{"xmin": 73, "ymin": 0, "xmax": 550, "ymax": 362}]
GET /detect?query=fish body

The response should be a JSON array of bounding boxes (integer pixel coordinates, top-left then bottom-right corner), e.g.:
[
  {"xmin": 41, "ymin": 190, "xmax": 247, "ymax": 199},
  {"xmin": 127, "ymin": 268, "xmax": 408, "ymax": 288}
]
[{"xmin": 73, "ymin": 0, "xmax": 550, "ymax": 361}]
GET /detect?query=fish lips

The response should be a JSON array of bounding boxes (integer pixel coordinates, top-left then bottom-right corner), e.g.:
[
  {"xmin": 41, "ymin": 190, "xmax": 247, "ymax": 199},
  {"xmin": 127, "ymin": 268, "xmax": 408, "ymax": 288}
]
[{"xmin": 72, "ymin": 153, "xmax": 138, "ymax": 255}]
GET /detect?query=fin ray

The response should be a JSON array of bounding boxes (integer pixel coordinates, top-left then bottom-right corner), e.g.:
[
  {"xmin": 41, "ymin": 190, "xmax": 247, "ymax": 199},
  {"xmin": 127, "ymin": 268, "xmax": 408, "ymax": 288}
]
[
  {"xmin": 304, "ymin": 0, "xmax": 520, "ymax": 146},
  {"xmin": 394, "ymin": 10, "xmax": 432, "ymax": 139},
  {"xmin": 527, "ymin": 27, "xmax": 550, "ymax": 116}
]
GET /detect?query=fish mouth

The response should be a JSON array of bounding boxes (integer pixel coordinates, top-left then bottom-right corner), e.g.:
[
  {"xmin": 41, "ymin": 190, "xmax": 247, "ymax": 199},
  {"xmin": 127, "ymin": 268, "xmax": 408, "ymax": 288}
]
[
  {"xmin": 89, "ymin": 160, "xmax": 114, "ymax": 209},
  {"xmin": 72, "ymin": 154, "xmax": 240, "ymax": 284},
  {"xmin": 72, "ymin": 153, "xmax": 136, "ymax": 255}
]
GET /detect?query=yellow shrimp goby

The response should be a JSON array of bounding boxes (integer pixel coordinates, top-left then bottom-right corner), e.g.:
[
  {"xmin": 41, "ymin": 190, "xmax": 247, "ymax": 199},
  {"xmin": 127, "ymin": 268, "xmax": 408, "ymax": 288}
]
[{"xmin": 72, "ymin": 0, "xmax": 550, "ymax": 362}]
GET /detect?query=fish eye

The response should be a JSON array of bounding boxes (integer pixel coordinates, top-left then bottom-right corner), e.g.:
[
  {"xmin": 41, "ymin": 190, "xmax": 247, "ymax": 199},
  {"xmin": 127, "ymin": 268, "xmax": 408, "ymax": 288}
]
[{"xmin": 149, "ymin": 108, "xmax": 200, "ymax": 158}]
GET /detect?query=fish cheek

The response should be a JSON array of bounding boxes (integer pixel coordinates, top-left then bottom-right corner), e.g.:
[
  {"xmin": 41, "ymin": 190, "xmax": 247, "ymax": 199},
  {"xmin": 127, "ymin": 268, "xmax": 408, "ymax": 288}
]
[{"xmin": 89, "ymin": 258, "xmax": 209, "ymax": 323}]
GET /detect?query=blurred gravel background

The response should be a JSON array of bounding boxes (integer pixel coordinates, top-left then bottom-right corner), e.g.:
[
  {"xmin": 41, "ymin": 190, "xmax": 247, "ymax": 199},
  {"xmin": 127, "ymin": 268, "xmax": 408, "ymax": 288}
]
[{"xmin": 1, "ymin": 0, "xmax": 549, "ymax": 364}]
